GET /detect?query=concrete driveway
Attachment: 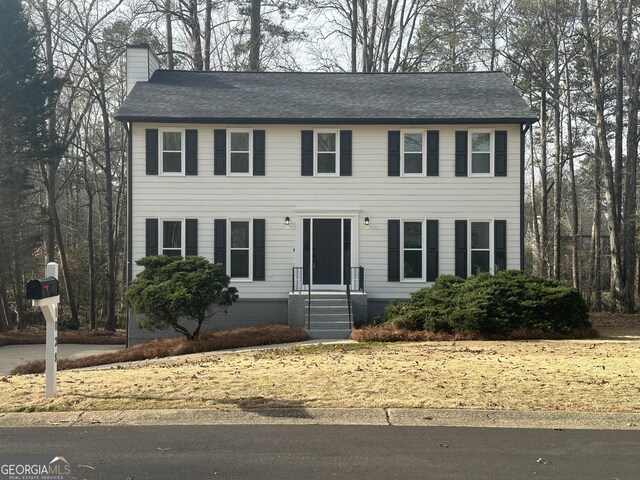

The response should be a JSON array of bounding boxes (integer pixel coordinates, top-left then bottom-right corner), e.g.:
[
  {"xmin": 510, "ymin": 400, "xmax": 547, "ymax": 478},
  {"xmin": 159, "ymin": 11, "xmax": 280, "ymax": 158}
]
[{"xmin": 0, "ymin": 344, "xmax": 124, "ymax": 376}]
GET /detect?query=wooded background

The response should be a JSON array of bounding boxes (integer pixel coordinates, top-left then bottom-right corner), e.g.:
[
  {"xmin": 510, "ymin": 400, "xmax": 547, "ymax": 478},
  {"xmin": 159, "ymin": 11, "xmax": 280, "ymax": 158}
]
[{"xmin": 0, "ymin": 0, "xmax": 638, "ymax": 330}]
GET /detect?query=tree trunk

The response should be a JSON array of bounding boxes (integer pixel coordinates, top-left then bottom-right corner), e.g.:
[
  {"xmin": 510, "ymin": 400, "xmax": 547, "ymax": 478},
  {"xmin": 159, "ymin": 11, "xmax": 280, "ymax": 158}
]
[
  {"xmin": 39, "ymin": 0, "xmax": 79, "ymax": 323},
  {"xmin": 563, "ymin": 43, "xmax": 579, "ymax": 290},
  {"xmin": 249, "ymin": 0, "xmax": 261, "ymax": 71},
  {"xmin": 0, "ymin": 271, "xmax": 11, "ymax": 331},
  {"xmin": 87, "ymin": 183, "xmax": 96, "ymax": 330},
  {"xmin": 538, "ymin": 91, "xmax": 549, "ymax": 276},
  {"xmin": 204, "ymin": 0, "xmax": 212, "ymax": 70},
  {"xmin": 351, "ymin": 0, "xmax": 358, "ymax": 72},
  {"xmin": 618, "ymin": 0, "xmax": 638, "ymax": 312},
  {"xmin": 189, "ymin": 0, "xmax": 204, "ymax": 70},
  {"xmin": 580, "ymin": 0, "xmax": 624, "ymax": 308},
  {"xmin": 166, "ymin": 0, "xmax": 174, "ymax": 69},
  {"xmin": 98, "ymin": 71, "xmax": 117, "ymax": 331},
  {"xmin": 552, "ymin": 86, "xmax": 562, "ymax": 281},
  {"xmin": 592, "ymin": 138, "xmax": 603, "ymax": 310}
]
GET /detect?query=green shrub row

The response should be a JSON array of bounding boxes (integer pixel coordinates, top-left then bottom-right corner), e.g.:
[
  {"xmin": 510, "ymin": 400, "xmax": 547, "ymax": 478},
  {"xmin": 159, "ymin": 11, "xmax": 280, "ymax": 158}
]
[{"xmin": 385, "ymin": 270, "xmax": 590, "ymax": 335}]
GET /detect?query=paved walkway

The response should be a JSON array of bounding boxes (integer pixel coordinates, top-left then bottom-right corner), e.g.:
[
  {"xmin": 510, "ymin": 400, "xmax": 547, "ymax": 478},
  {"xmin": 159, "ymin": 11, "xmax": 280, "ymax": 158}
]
[{"xmin": 0, "ymin": 344, "xmax": 124, "ymax": 376}]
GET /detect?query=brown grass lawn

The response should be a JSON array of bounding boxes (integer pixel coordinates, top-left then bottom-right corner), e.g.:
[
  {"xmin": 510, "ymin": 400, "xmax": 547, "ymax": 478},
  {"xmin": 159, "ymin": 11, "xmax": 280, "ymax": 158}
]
[{"xmin": 1, "ymin": 327, "xmax": 638, "ymax": 414}]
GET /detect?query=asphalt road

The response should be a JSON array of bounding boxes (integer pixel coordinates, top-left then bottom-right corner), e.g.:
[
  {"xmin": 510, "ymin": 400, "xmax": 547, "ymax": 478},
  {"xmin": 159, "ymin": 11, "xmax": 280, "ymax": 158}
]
[
  {"xmin": 1, "ymin": 424, "xmax": 637, "ymax": 479},
  {"xmin": 0, "ymin": 344, "xmax": 124, "ymax": 376}
]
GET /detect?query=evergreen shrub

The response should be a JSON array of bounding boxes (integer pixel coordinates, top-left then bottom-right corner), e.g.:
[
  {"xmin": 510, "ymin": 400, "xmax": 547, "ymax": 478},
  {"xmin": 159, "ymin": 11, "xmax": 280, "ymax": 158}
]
[{"xmin": 385, "ymin": 270, "xmax": 590, "ymax": 335}]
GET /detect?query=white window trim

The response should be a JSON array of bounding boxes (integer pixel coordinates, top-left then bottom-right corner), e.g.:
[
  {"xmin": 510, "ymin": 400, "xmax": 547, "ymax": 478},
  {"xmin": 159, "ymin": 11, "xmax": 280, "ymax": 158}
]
[
  {"xmin": 228, "ymin": 218, "xmax": 253, "ymax": 281},
  {"xmin": 468, "ymin": 129, "xmax": 494, "ymax": 177},
  {"xmin": 159, "ymin": 128, "xmax": 185, "ymax": 176},
  {"xmin": 160, "ymin": 218, "xmax": 184, "ymax": 257},
  {"xmin": 227, "ymin": 129, "xmax": 253, "ymax": 176},
  {"xmin": 400, "ymin": 219, "xmax": 426, "ymax": 282},
  {"xmin": 468, "ymin": 219, "xmax": 494, "ymax": 275},
  {"xmin": 401, "ymin": 130, "xmax": 426, "ymax": 177},
  {"xmin": 314, "ymin": 130, "xmax": 340, "ymax": 176}
]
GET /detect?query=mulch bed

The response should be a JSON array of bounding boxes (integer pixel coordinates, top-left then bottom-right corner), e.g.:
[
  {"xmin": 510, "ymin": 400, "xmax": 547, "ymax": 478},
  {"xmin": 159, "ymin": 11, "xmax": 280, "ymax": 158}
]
[
  {"xmin": 589, "ymin": 312, "xmax": 640, "ymax": 328},
  {"xmin": 0, "ymin": 329, "xmax": 125, "ymax": 347}
]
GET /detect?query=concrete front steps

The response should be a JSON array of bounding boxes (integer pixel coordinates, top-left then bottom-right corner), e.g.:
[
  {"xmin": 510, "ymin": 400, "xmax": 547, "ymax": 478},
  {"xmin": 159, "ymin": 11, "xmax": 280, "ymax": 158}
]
[{"xmin": 304, "ymin": 294, "xmax": 352, "ymax": 339}]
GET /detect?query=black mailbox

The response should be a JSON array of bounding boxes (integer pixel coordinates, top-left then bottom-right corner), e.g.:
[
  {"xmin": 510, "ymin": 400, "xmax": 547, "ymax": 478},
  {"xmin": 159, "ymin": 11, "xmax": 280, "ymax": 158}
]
[{"xmin": 26, "ymin": 277, "xmax": 59, "ymax": 300}]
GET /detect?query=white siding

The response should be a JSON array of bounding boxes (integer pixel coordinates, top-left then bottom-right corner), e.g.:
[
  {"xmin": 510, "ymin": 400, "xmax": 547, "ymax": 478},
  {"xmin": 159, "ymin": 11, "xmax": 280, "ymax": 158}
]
[
  {"xmin": 131, "ymin": 123, "xmax": 522, "ymax": 300},
  {"xmin": 126, "ymin": 47, "xmax": 159, "ymax": 94}
]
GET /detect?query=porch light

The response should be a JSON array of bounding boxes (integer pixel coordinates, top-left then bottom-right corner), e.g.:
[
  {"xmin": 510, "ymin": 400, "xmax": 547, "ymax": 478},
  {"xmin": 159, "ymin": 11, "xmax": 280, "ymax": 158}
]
[
  {"xmin": 364, "ymin": 217, "xmax": 370, "ymax": 226},
  {"xmin": 285, "ymin": 216, "xmax": 291, "ymax": 226}
]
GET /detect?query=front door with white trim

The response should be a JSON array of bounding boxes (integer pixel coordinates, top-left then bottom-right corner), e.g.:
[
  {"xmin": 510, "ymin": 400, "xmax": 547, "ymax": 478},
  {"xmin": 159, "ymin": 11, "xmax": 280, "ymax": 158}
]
[{"xmin": 301, "ymin": 217, "xmax": 353, "ymax": 290}]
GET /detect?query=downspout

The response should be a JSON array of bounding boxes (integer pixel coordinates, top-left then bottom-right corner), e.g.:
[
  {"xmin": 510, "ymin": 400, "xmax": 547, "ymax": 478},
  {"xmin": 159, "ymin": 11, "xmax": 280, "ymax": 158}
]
[
  {"xmin": 126, "ymin": 122, "xmax": 133, "ymax": 348},
  {"xmin": 520, "ymin": 122, "xmax": 531, "ymax": 271}
]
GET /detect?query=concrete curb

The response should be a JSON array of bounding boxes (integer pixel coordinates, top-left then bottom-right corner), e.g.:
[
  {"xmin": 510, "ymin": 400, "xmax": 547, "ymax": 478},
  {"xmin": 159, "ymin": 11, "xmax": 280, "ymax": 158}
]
[{"xmin": 1, "ymin": 408, "xmax": 638, "ymax": 430}]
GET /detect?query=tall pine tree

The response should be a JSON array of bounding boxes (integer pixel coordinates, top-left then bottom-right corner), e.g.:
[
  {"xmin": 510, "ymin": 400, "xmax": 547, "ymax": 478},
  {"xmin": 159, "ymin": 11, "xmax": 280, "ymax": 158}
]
[{"xmin": 0, "ymin": 0, "xmax": 59, "ymax": 329}]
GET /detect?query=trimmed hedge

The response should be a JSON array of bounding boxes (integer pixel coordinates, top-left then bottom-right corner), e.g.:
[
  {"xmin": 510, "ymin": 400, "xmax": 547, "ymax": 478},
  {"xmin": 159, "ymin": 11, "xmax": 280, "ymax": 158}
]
[{"xmin": 385, "ymin": 270, "xmax": 590, "ymax": 335}]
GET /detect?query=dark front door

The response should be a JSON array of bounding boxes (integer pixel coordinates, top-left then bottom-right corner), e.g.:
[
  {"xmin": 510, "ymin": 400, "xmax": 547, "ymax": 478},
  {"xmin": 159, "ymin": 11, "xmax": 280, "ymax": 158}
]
[{"xmin": 313, "ymin": 219, "xmax": 342, "ymax": 285}]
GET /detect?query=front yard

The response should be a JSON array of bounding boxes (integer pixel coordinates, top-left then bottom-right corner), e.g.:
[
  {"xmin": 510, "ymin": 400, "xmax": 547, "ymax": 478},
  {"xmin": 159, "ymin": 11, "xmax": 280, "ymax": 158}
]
[{"xmin": 1, "ymin": 327, "xmax": 638, "ymax": 413}]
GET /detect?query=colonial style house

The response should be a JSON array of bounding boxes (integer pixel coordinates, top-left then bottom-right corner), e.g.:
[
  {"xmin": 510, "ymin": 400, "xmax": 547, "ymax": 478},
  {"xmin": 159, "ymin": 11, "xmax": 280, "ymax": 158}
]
[{"xmin": 116, "ymin": 45, "xmax": 537, "ymax": 344}]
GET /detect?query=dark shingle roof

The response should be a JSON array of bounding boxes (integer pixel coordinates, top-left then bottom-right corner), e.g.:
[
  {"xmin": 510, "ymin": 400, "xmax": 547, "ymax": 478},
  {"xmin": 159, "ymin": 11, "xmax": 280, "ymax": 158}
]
[{"xmin": 115, "ymin": 70, "xmax": 537, "ymax": 124}]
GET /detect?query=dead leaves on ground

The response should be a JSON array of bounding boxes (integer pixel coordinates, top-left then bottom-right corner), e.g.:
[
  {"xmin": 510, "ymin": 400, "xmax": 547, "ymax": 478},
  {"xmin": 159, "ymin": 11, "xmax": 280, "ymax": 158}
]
[{"xmin": 1, "ymin": 336, "xmax": 638, "ymax": 413}]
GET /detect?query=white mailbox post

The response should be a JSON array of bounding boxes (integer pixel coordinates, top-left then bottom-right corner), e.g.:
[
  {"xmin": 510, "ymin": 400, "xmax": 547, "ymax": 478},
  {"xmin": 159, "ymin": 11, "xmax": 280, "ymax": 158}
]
[{"xmin": 26, "ymin": 262, "xmax": 60, "ymax": 398}]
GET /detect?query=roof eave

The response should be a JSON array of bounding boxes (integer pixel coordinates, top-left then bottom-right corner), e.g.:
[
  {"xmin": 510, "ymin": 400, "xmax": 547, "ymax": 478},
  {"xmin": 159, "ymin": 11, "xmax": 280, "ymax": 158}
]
[{"xmin": 114, "ymin": 115, "xmax": 539, "ymax": 124}]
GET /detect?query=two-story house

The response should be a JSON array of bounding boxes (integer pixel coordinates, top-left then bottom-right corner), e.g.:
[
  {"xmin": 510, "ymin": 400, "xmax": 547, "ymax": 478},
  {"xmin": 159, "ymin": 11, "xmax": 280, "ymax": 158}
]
[{"xmin": 116, "ymin": 44, "xmax": 537, "ymax": 345}]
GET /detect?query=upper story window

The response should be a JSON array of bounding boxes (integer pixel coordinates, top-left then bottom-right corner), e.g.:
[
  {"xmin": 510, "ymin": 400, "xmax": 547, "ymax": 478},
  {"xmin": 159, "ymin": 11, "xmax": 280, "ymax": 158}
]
[
  {"xmin": 402, "ymin": 220, "xmax": 424, "ymax": 281},
  {"xmin": 402, "ymin": 132, "xmax": 424, "ymax": 175},
  {"xmin": 316, "ymin": 131, "xmax": 338, "ymax": 175},
  {"xmin": 229, "ymin": 130, "xmax": 252, "ymax": 175},
  {"xmin": 162, "ymin": 220, "xmax": 182, "ymax": 256},
  {"xmin": 470, "ymin": 220, "xmax": 491, "ymax": 274},
  {"xmin": 161, "ymin": 130, "xmax": 183, "ymax": 174},
  {"xmin": 469, "ymin": 130, "xmax": 492, "ymax": 175}
]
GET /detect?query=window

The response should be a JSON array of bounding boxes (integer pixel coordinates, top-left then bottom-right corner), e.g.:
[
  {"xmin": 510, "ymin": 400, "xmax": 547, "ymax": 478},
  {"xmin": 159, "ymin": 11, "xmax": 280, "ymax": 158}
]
[
  {"xmin": 230, "ymin": 221, "xmax": 251, "ymax": 279},
  {"xmin": 229, "ymin": 130, "xmax": 251, "ymax": 174},
  {"xmin": 402, "ymin": 220, "xmax": 424, "ymax": 280},
  {"xmin": 161, "ymin": 131, "xmax": 183, "ymax": 174},
  {"xmin": 162, "ymin": 220, "xmax": 182, "ymax": 256},
  {"xmin": 470, "ymin": 221, "xmax": 491, "ymax": 273},
  {"xmin": 402, "ymin": 132, "xmax": 423, "ymax": 175},
  {"xmin": 469, "ymin": 130, "xmax": 492, "ymax": 175},
  {"xmin": 316, "ymin": 131, "xmax": 338, "ymax": 174}
]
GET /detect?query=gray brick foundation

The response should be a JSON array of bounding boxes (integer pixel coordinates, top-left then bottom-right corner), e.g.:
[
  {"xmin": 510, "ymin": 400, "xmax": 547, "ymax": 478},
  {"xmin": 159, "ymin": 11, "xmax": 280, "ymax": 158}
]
[{"xmin": 127, "ymin": 298, "xmax": 288, "ymax": 346}]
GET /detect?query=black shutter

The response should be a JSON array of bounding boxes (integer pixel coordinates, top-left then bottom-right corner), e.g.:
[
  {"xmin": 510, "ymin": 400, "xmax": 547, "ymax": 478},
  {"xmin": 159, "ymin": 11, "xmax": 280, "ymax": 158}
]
[
  {"xmin": 253, "ymin": 130, "xmax": 265, "ymax": 176},
  {"xmin": 340, "ymin": 130, "xmax": 352, "ymax": 176},
  {"xmin": 426, "ymin": 131, "xmax": 439, "ymax": 176},
  {"xmin": 388, "ymin": 220, "xmax": 400, "ymax": 281},
  {"xmin": 185, "ymin": 219, "xmax": 198, "ymax": 256},
  {"xmin": 455, "ymin": 220, "xmax": 468, "ymax": 278},
  {"xmin": 185, "ymin": 129, "xmax": 198, "ymax": 175},
  {"xmin": 253, "ymin": 219, "xmax": 265, "ymax": 280},
  {"xmin": 426, "ymin": 220, "xmax": 439, "ymax": 281},
  {"xmin": 301, "ymin": 130, "xmax": 313, "ymax": 176},
  {"xmin": 303, "ymin": 219, "xmax": 310, "ymax": 284},
  {"xmin": 145, "ymin": 218, "xmax": 158, "ymax": 256},
  {"xmin": 388, "ymin": 131, "xmax": 400, "ymax": 176},
  {"xmin": 145, "ymin": 129, "xmax": 158, "ymax": 175},
  {"xmin": 495, "ymin": 130, "xmax": 507, "ymax": 176},
  {"xmin": 214, "ymin": 129, "xmax": 226, "ymax": 175},
  {"xmin": 494, "ymin": 220, "xmax": 507, "ymax": 271},
  {"xmin": 214, "ymin": 219, "xmax": 227, "ymax": 269},
  {"xmin": 343, "ymin": 219, "xmax": 351, "ymax": 281},
  {"xmin": 455, "ymin": 131, "xmax": 468, "ymax": 177}
]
